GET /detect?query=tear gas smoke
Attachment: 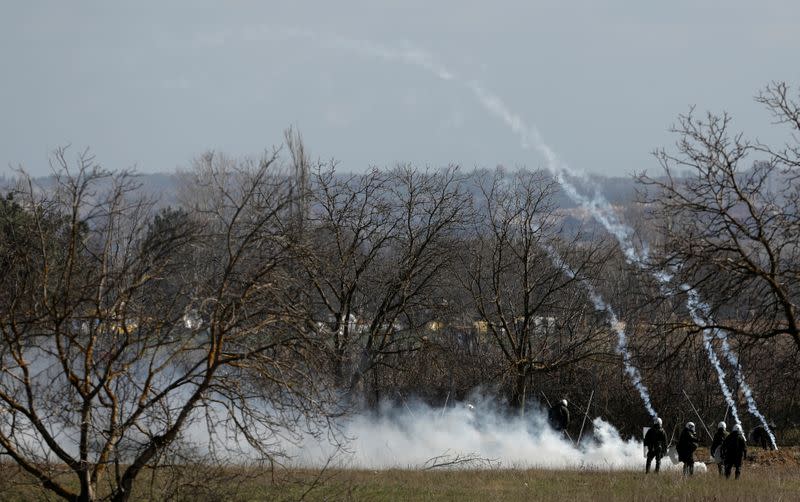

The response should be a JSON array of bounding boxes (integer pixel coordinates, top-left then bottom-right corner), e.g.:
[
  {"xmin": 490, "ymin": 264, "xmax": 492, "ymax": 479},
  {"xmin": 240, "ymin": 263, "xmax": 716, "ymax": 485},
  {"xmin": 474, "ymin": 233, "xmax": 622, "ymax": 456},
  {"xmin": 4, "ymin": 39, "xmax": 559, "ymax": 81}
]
[
  {"xmin": 684, "ymin": 288, "xmax": 777, "ymax": 447},
  {"xmin": 282, "ymin": 399, "xmax": 658, "ymax": 470},
  {"xmin": 545, "ymin": 246, "xmax": 657, "ymax": 420},
  {"xmin": 178, "ymin": 399, "xmax": 706, "ymax": 471},
  {"xmin": 445, "ymin": 48, "xmax": 776, "ymax": 448},
  {"xmin": 272, "ymin": 29, "xmax": 660, "ymax": 421},
  {"xmin": 257, "ymin": 27, "xmax": 775, "ymax": 447},
  {"xmin": 337, "ymin": 37, "xmax": 776, "ymax": 448},
  {"xmin": 684, "ymin": 287, "xmax": 741, "ymax": 426}
]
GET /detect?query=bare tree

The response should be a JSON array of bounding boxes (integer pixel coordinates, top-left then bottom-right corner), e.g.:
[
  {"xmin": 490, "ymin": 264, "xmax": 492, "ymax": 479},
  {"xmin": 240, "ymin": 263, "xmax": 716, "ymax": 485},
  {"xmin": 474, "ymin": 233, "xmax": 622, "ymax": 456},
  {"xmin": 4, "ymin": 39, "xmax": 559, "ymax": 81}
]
[
  {"xmin": 284, "ymin": 126, "xmax": 311, "ymax": 232},
  {"xmin": 460, "ymin": 168, "xmax": 613, "ymax": 410},
  {"xmin": 295, "ymin": 163, "xmax": 470, "ymax": 406},
  {"xmin": 0, "ymin": 147, "xmax": 333, "ymax": 501},
  {"xmin": 640, "ymin": 81, "xmax": 800, "ymax": 352}
]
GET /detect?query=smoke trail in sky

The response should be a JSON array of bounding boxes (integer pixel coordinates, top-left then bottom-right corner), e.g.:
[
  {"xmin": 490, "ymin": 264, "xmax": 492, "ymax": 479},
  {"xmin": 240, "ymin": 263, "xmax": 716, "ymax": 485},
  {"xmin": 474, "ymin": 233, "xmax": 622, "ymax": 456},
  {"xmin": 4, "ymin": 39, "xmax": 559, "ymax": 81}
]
[
  {"xmin": 684, "ymin": 289, "xmax": 776, "ymax": 447},
  {"xmin": 265, "ymin": 29, "xmax": 659, "ymax": 420},
  {"xmin": 684, "ymin": 288, "xmax": 741, "ymax": 426},
  {"xmin": 262, "ymin": 27, "xmax": 775, "ymax": 446},
  {"xmin": 545, "ymin": 247, "xmax": 657, "ymax": 420},
  {"xmin": 368, "ymin": 39, "xmax": 777, "ymax": 446},
  {"xmin": 718, "ymin": 338, "xmax": 774, "ymax": 443},
  {"xmin": 465, "ymin": 71, "xmax": 776, "ymax": 446},
  {"xmin": 263, "ymin": 26, "xmax": 456, "ymax": 82}
]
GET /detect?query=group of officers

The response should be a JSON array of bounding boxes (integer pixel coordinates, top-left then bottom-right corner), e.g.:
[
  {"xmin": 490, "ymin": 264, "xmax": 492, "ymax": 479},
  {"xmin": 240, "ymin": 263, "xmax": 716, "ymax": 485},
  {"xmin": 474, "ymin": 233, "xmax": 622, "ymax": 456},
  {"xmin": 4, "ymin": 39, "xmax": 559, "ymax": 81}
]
[
  {"xmin": 548, "ymin": 399, "xmax": 751, "ymax": 479},
  {"xmin": 643, "ymin": 418, "xmax": 748, "ymax": 478}
]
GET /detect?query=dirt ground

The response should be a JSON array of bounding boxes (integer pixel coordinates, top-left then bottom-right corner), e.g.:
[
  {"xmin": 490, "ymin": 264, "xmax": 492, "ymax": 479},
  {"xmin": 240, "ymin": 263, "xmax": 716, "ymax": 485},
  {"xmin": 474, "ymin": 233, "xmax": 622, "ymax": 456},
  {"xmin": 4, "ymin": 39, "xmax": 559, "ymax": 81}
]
[
  {"xmin": 694, "ymin": 444, "xmax": 800, "ymax": 469},
  {"xmin": 742, "ymin": 445, "xmax": 800, "ymax": 468}
]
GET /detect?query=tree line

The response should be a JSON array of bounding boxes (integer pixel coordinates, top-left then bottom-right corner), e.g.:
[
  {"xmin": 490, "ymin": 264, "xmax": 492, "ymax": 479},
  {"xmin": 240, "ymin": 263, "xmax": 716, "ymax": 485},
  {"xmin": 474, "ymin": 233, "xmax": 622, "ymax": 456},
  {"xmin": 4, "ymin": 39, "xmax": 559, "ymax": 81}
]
[{"xmin": 1, "ymin": 83, "xmax": 798, "ymax": 501}]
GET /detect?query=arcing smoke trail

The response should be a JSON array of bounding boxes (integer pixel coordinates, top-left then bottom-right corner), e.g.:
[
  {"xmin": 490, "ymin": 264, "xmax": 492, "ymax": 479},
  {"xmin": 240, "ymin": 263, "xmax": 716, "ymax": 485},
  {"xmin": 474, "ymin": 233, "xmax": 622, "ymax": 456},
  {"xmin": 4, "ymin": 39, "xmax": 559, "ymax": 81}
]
[
  {"xmin": 457, "ymin": 54, "xmax": 776, "ymax": 448},
  {"xmin": 263, "ymin": 28, "xmax": 659, "ymax": 422},
  {"xmin": 449, "ymin": 52, "xmax": 778, "ymax": 448},
  {"xmin": 684, "ymin": 288, "xmax": 775, "ymax": 446},
  {"xmin": 545, "ymin": 247, "xmax": 657, "ymax": 420},
  {"xmin": 684, "ymin": 288, "xmax": 741, "ymax": 426},
  {"xmin": 264, "ymin": 27, "xmax": 775, "ymax": 447}
]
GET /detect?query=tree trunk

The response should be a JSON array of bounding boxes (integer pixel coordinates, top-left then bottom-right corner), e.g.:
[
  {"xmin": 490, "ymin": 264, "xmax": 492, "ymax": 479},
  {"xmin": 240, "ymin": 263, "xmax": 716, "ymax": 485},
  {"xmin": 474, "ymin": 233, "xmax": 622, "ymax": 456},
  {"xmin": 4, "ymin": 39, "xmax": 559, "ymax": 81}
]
[
  {"xmin": 78, "ymin": 469, "xmax": 95, "ymax": 502},
  {"xmin": 510, "ymin": 365, "xmax": 529, "ymax": 411}
]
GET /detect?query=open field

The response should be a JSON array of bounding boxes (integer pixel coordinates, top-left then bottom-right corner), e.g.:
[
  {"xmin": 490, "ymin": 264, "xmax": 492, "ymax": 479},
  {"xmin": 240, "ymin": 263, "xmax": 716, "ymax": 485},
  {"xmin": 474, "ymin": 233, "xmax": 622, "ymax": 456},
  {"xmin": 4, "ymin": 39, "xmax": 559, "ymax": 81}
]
[
  {"xmin": 1, "ymin": 448, "xmax": 798, "ymax": 501},
  {"xmin": 278, "ymin": 466, "xmax": 800, "ymax": 502},
  {"xmin": 273, "ymin": 447, "xmax": 800, "ymax": 502}
]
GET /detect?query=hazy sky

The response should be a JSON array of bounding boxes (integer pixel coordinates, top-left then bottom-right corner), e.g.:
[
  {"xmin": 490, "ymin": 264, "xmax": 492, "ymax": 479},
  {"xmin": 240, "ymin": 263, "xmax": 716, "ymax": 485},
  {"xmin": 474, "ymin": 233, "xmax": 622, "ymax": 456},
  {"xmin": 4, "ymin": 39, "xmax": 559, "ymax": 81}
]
[{"xmin": 2, "ymin": 1, "xmax": 798, "ymax": 178}]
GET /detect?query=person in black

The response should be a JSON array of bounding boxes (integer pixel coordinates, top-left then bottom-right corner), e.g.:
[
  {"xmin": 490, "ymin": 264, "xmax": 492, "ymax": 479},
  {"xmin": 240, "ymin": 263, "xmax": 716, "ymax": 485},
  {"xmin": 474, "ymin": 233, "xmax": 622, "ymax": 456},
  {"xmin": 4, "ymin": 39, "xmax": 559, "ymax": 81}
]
[
  {"xmin": 710, "ymin": 421, "xmax": 728, "ymax": 475},
  {"xmin": 644, "ymin": 417, "xmax": 667, "ymax": 473},
  {"xmin": 548, "ymin": 399, "xmax": 570, "ymax": 432},
  {"xmin": 676, "ymin": 422, "xmax": 699, "ymax": 476},
  {"xmin": 749, "ymin": 424, "xmax": 775, "ymax": 450},
  {"xmin": 722, "ymin": 423, "xmax": 748, "ymax": 479}
]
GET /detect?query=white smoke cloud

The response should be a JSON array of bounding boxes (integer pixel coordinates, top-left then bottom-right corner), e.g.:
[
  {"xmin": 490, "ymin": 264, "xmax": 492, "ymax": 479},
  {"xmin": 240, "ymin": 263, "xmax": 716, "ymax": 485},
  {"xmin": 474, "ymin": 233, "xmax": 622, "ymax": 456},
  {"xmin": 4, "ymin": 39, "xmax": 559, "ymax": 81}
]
[
  {"xmin": 174, "ymin": 398, "xmax": 712, "ymax": 472},
  {"xmin": 282, "ymin": 400, "xmax": 652, "ymax": 470}
]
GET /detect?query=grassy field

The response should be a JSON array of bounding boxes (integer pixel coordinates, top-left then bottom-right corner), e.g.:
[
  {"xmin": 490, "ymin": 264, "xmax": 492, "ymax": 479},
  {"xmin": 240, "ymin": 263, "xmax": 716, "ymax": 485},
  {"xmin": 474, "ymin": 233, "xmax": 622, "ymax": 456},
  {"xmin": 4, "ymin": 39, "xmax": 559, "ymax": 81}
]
[
  {"xmin": 2, "ymin": 448, "xmax": 799, "ymax": 501},
  {"xmin": 268, "ymin": 466, "xmax": 800, "ymax": 501},
  {"xmin": 261, "ymin": 451, "xmax": 800, "ymax": 502}
]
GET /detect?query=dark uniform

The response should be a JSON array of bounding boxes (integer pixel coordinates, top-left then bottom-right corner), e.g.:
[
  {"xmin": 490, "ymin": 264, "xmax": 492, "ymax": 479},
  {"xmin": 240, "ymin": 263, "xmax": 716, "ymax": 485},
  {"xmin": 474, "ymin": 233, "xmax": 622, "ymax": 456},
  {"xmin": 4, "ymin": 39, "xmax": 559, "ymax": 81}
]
[
  {"xmin": 644, "ymin": 424, "xmax": 667, "ymax": 473},
  {"xmin": 548, "ymin": 402, "xmax": 570, "ymax": 432},
  {"xmin": 749, "ymin": 425, "xmax": 774, "ymax": 450},
  {"xmin": 710, "ymin": 427, "xmax": 728, "ymax": 475},
  {"xmin": 722, "ymin": 429, "xmax": 747, "ymax": 479},
  {"xmin": 676, "ymin": 426, "xmax": 699, "ymax": 475}
]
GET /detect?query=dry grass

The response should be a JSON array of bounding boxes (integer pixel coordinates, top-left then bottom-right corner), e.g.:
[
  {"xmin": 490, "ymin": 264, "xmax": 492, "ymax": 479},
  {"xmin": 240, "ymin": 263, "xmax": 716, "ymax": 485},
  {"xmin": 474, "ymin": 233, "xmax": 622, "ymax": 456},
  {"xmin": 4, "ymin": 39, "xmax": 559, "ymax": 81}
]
[
  {"xmin": 270, "ymin": 463, "xmax": 800, "ymax": 502},
  {"xmin": 1, "ymin": 448, "xmax": 798, "ymax": 501}
]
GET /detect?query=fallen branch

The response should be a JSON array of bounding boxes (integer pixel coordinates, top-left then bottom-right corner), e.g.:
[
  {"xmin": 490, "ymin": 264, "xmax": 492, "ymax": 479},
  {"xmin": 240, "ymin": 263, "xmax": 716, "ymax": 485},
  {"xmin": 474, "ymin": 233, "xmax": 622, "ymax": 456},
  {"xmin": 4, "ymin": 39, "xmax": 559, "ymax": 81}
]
[{"xmin": 421, "ymin": 450, "xmax": 500, "ymax": 470}]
